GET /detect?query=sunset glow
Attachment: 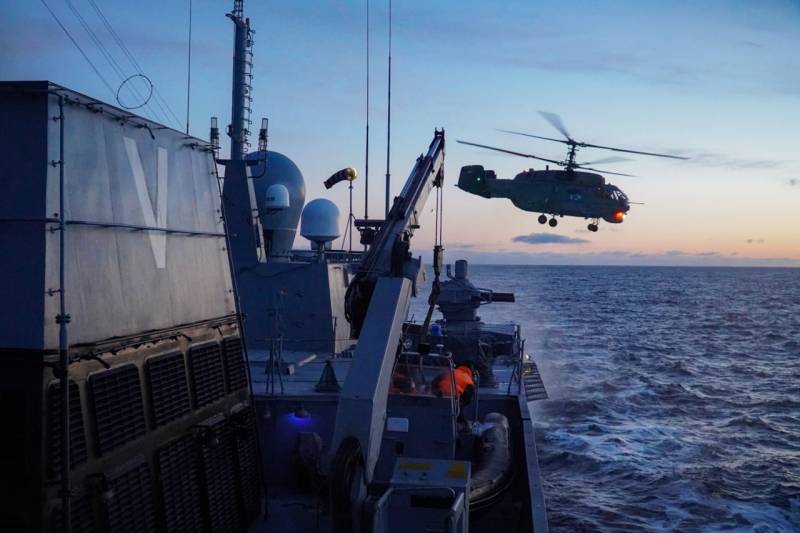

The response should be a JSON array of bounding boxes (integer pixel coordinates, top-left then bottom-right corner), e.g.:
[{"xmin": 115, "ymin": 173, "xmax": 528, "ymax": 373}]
[{"xmin": 4, "ymin": 1, "xmax": 798, "ymax": 265}]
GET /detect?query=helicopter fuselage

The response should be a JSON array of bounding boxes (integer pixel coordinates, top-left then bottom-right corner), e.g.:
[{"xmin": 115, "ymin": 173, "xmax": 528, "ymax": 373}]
[{"xmin": 458, "ymin": 165, "xmax": 630, "ymax": 223}]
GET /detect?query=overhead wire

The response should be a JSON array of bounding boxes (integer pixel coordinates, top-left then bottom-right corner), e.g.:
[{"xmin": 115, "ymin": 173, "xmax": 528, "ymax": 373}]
[
  {"xmin": 85, "ymin": 0, "xmax": 184, "ymax": 128},
  {"xmin": 64, "ymin": 1, "xmax": 127, "ymax": 83},
  {"xmin": 365, "ymin": 0, "xmax": 370, "ymax": 218},
  {"xmin": 384, "ymin": 0, "xmax": 392, "ymax": 217},
  {"xmin": 62, "ymin": 0, "xmax": 162, "ymax": 123},
  {"xmin": 68, "ymin": 0, "xmax": 177, "ymax": 127},
  {"xmin": 87, "ymin": 0, "xmax": 181, "ymax": 126},
  {"xmin": 39, "ymin": 0, "xmax": 116, "ymax": 98},
  {"xmin": 185, "ymin": 0, "xmax": 192, "ymax": 135}
]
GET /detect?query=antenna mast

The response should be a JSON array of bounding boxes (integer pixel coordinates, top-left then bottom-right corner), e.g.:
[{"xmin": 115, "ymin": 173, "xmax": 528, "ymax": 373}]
[
  {"xmin": 227, "ymin": 0, "xmax": 254, "ymax": 161},
  {"xmin": 364, "ymin": 0, "xmax": 370, "ymax": 220},
  {"xmin": 185, "ymin": 0, "xmax": 192, "ymax": 134},
  {"xmin": 384, "ymin": 0, "xmax": 392, "ymax": 216}
]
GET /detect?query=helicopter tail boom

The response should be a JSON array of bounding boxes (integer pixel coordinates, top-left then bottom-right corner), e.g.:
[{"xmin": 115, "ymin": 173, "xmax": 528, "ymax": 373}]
[{"xmin": 458, "ymin": 165, "xmax": 495, "ymax": 198}]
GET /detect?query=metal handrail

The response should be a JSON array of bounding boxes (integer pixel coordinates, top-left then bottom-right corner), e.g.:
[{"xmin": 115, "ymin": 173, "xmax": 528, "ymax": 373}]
[
  {"xmin": 446, "ymin": 492, "xmax": 466, "ymax": 533},
  {"xmin": 395, "ymin": 351, "xmax": 458, "ymax": 420},
  {"xmin": 0, "ymin": 217, "xmax": 226, "ymax": 238}
]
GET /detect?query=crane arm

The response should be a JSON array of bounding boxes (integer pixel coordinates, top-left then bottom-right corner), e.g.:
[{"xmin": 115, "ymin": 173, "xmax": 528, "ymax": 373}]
[
  {"xmin": 329, "ymin": 131, "xmax": 445, "ymax": 531},
  {"xmin": 345, "ymin": 129, "xmax": 445, "ymax": 337}
]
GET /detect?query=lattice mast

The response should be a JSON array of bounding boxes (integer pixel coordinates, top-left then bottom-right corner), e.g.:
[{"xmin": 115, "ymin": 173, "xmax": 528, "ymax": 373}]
[{"xmin": 227, "ymin": 0, "xmax": 254, "ymax": 161}]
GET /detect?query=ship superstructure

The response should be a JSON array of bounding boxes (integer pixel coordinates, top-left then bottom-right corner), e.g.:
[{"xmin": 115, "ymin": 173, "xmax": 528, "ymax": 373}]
[
  {"xmin": 2, "ymin": 1, "xmax": 551, "ymax": 531},
  {"xmin": 0, "ymin": 81, "xmax": 261, "ymax": 532},
  {"xmin": 218, "ymin": 3, "xmax": 550, "ymax": 529}
]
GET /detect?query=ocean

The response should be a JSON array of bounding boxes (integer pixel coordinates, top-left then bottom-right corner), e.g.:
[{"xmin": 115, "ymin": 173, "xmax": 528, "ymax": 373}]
[{"xmin": 411, "ymin": 265, "xmax": 800, "ymax": 532}]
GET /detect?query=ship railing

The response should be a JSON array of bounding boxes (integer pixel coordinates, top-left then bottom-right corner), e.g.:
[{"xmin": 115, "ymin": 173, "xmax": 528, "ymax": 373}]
[{"xmin": 391, "ymin": 352, "xmax": 464, "ymax": 424}]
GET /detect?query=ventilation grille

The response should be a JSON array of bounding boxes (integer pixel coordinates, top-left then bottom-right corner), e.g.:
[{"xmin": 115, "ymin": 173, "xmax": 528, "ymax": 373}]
[
  {"xmin": 146, "ymin": 352, "xmax": 191, "ymax": 427},
  {"xmin": 222, "ymin": 336, "xmax": 248, "ymax": 392},
  {"xmin": 197, "ymin": 414, "xmax": 239, "ymax": 533},
  {"xmin": 88, "ymin": 364, "xmax": 146, "ymax": 455},
  {"xmin": 53, "ymin": 494, "xmax": 95, "ymax": 533},
  {"xmin": 155, "ymin": 435, "xmax": 204, "ymax": 531},
  {"xmin": 102, "ymin": 456, "xmax": 156, "ymax": 533},
  {"xmin": 46, "ymin": 379, "xmax": 87, "ymax": 478},
  {"xmin": 230, "ymin": 406, "xmax": 261, "ymax": 520},
  {"xmin": 188, "ymin": 343, "xmax": 226, "ymax": 409}
]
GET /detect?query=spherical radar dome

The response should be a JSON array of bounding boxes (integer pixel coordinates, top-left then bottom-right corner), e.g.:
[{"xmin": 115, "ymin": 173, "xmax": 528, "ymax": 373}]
[
  {"xmin": 246, "ymin": 150, "xmax": 306, "ymax": 255},
  {"xmin": 301, "ymin": 199, "xmax": 340, "ymax": 248}
]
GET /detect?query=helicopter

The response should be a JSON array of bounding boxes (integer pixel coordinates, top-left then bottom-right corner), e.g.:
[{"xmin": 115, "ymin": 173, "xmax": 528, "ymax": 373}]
[{"xmin": 456, "ymin": 111, "xmax": 687, "ymax": 231}]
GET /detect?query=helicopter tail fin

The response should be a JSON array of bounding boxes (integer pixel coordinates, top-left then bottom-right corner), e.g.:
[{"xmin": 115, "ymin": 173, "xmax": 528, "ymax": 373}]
[{"xmin": 458, "ymin": 165, "xmax": 494, "ymax": 198}]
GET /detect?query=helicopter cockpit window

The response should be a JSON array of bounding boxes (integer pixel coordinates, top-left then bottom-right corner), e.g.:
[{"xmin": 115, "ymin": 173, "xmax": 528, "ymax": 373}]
[
  {"xmin": 604, "ymin": 187, "xmax": 629, "ymax": 202},
  {"xmin": 602, "ymin": 186, "xmax": 624, "ymax": 200}
]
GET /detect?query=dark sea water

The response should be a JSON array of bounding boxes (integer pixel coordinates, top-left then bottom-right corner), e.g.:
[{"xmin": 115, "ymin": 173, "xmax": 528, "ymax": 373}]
[{"xmin": 411, "ymin": 265, "xmax": 800, "ymax": 532}]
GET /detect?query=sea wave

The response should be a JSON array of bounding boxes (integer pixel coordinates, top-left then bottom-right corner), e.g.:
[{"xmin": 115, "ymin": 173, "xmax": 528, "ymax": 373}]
[{"xmin": 416, "ymin": 265, "xmax": 800, "ymax": 532}]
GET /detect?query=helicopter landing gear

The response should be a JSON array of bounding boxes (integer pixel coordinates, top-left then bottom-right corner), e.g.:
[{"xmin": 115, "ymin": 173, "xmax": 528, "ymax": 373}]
[
  {"xmin": 538, "ymin": 214, "xmax": 547, "ymax": 224},
  {"xmin": 548, "ymin": 217, "xmax": 558, "ymax": 228},
  {"xmin": 587, "ymin": 219, "xmax": 599, "ymax": 232}
]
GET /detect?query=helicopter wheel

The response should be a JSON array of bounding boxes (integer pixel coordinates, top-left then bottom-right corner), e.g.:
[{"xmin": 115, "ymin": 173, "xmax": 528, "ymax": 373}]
[
  {"xmin": 538, "ymin": 214, "xmax": 547, "ymax": 224},
  {"xmin": 548, "ymin": 217, "xmax": 558, "ymax": 228},
  {"xmin": 588, "ymin": 223, "xmax": 598, "ymax": 232}
]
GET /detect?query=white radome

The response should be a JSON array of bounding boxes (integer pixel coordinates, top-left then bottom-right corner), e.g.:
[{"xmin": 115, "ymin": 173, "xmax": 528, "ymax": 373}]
[
  {"xmin": 264, "ymin": 183, "xmax": 290, "ymax": 213},
  {"xmin": 300, "ymin": 198, "xmax": 340, "ymax": 248}
]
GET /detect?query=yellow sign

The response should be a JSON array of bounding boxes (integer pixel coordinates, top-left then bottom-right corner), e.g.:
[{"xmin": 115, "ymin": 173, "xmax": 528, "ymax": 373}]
[
  {"xmin": 398, "ymin": 461, "xmax": 432, "ymax": 471},
  {"xmin": 446, "ymin": 462, "xmax": 468, "ymax": 479}
]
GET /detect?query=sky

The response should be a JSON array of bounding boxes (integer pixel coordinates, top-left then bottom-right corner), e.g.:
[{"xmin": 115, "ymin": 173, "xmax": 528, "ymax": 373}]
[{"xmin": 2, "ymin": 0, "xmax": 799, "ymax": 266}]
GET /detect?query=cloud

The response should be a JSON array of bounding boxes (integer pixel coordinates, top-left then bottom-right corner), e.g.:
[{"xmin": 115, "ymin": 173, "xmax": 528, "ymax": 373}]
[
  {"xmin": 512, "ymin": 233, "xmax": 590, "ymax": 245},
  {"xmin": 746, "ymin": 238, "xmax": 765, "ymax": 244},
  {"xmin": 447, "ymin": 242, "xmax": 475, "ymax": 249},
  {"xmin": 788, "ymin": 178, "xmax": 799, "ymax": 187},
  {"xmin": 388, "ymin": 3, "xmax": 800, "ymax": 97}
]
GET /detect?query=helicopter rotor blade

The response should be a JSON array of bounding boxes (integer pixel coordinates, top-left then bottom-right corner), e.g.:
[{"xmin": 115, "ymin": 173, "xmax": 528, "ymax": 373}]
[
  {"xmin": 578, "ymin": 141, "xmax": 689, "ymax": 160},
  {"xmin": 539, "ymin": 111, "xmax": 572, "ymax": 140},
  {"xmin": 579, "ymin": 156, "xmax": 631, "ymax": 166},
  {"xmin": 497, "ymin": 129, "xmax": 570, "ymax": 145},
  {"xmin": 576, "ymin": 165, "xmax": 638, "ymax": 177},
  {"xmin": 456, "ymin": 140, "xmax": 564, "ymax": 166}
]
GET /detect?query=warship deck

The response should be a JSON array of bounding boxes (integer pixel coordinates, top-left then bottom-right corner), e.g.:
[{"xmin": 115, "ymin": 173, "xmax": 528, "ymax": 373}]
[
  {"xmin": 248, "ymin": 348, "xmax": 550, "ymax": 532},
  {"xmin": 248, "ymin": 349, "xmax": 526, "ymax": 398}
]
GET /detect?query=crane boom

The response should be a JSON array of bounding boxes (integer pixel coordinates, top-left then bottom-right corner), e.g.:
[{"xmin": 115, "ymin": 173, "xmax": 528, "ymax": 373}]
[
  {"xmin": 345, "ymin": 129, "xmax": 445, "ymax": 337},
  {"xmin": 329, "ymin": 131, "xmax": 445, "ymax": 529}
]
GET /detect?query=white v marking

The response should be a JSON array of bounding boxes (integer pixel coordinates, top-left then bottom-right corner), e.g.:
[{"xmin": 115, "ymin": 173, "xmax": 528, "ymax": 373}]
[{"xmin": 124, "ymin": 137, "xmax": 167, "ymax": 269}]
